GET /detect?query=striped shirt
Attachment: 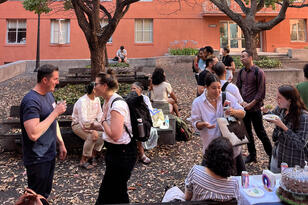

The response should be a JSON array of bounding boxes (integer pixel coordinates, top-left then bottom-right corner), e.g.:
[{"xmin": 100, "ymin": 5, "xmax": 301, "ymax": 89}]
[{"xmin": 185, "ymin": 165, "xmax": 239, "ymax": 202}]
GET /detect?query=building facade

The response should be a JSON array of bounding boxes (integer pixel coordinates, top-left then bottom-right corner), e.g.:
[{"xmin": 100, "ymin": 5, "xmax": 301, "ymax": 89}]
[{"xmin": 0, "ymin": 0, "xmax": 308, "ymax": 65}]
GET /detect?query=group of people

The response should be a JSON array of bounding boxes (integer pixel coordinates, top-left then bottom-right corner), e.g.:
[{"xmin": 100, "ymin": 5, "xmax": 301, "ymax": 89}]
[{"xmin": 18, "ymin": 47, "xmax": 308, "ymax": 204}]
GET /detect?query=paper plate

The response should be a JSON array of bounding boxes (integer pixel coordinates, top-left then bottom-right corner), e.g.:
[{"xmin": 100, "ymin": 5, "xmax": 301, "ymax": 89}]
[
  {"xmin": 244, "ymin": 187, "xmax": 265, "ymax": 198},
  {"xmin": 263, "ymin": 114, "xmax": 280, "ymax": 121}
]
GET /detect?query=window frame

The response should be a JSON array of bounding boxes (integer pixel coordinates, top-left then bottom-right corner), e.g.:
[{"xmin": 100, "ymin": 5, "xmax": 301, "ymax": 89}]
[
  {"xmin": 290, "ymin": 19, "xmax": 307, "ymax": 42},
  {"xmin": 50, "ymin": 19, "xmax": 71, "ymax": 44},
  {"xmin": 6, "ymin": 19, "xmax": 27, "ymax": 44},
  {"xmin": 100, "ymin": 19, "xmax": 112, "ymax": 43},
  {"xmin": 135, "ymin": 19, "xmax": 153, "ymax": 43}
]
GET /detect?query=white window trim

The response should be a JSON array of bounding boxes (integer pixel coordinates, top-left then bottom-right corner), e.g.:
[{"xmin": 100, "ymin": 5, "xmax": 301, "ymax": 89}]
[
  {"xmin": 135, "ymin": 19, "xmax": 153, "ymax": 43},
  {"xmin": 50, "ymin": 19, "xmax": 70, "ymax": 44},
  {"xmin": 6, "ymin": 19, "xmax": 27, "ymax": 44}
]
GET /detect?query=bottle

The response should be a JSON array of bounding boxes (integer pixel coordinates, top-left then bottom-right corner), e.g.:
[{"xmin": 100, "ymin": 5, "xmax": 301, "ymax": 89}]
[
  {"xmin": 137, "ymin": 118, "xmax": 145, "ymax": 139},
  {"xmin": 164, "ymin": 115, "xmax": 169, "ymax": 129}
]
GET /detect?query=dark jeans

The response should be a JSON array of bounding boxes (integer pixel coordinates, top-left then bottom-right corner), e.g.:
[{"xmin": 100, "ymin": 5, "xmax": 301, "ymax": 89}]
[
  {"xmin": 243, "ymin": 110, "xmax": 272, "ymax": 158},
  {"xmin": 25, "ymin": 158, "xmax": 55, "ymax": 199},
  {"xmin": 235, "ymin": 154, "xmax": 246, "ymax": 176},
  {"xmin": 96, "ymin": 140, "xmax": 137, "ymax": 205}
]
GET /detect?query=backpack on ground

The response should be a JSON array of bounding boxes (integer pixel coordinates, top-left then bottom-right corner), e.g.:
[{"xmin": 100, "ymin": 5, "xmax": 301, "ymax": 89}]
[
  {"xmin": 111, "ymin": 91, "xmax": 152, "ymax": 142},
  {"xmin": 175, "ymin": 116, "xmax": 192, "ymax": 141}
]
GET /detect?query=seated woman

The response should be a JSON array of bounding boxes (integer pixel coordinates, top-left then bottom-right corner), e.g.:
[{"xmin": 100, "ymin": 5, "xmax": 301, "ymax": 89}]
[
  {"xmin": 263, "ymin": 85, "xmax": 308, "ymax": 173},
  {"xmin": 185, "ymin": 137, "xmax": 239, "ymax": 202},
  {"xmin": 131, "ymin": 82, "xmax": 153, "ymax": 164},
  {"xmin": 162, "ymin": 137, "xmax": 239, "ymax": 203},
  {"xmin": 190, "ymin": 73, "xmax": 246, "ymax": 175},
  {"xmin": 150, "ymin": 67, "xmax": 180, "ymax": 116},
  {"xmin": 71, "ymin": 82, "xmax": 104, "ymax": 169}
]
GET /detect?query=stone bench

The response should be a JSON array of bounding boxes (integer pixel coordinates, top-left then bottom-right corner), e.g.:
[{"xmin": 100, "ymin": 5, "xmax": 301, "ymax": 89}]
[
  {"xmin": 152, "ymin": 101, "xmax": 176, "ymax": 145},
  {"xmin": 0, "ymin": 105, "xmax": 83, "ymax": 152}
]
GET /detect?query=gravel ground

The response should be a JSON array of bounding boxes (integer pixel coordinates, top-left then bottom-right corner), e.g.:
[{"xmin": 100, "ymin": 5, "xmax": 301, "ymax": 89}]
[{"xmin": 0, "ymin": 64, "xmax": 302, "ymax": 204}]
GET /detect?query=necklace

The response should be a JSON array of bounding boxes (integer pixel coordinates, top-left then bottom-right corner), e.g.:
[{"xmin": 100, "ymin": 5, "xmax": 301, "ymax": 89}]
[{"xmin": 206, "ymin": 95, "xmax": 217, "ymax": 103}]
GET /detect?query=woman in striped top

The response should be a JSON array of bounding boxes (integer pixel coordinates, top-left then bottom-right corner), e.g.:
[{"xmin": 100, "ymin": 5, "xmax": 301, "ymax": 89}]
[{"xmin": 185, "ymin": 137, "xmax": 240, "ymax": 202}]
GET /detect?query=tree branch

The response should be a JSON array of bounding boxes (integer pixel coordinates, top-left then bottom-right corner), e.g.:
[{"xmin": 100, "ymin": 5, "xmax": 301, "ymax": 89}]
[
  {"xmin": 210, "ymin": 0, "xmax": 244, "ymax": 25},
  {"xmin": 75, "ymin": 0, "xmax": 92, "ymax": 17},
  {"xmin": 99, "ymin": 5, "xmax": 112, "ymax": 21},
  {"xmin": 250, "ymin": 0, "xmax": 258, "ymax": 15},
  {"xmin": 0, "ymin": 0, "xmax": 8, "ymax": 4},
  {"xmin": 256, "ymin": 0, "xmax": 289, "ymax": 31},
  {"xmin": 71, "ymin": 0, "xmax": 91, "ymax": 40},
  {"xmin": 256, "ymin": 0, "xmax": 265, "ymax": 12},
  {"xmin": 234, "ymin": 0, "xmax": 249, "ymax": 14}
]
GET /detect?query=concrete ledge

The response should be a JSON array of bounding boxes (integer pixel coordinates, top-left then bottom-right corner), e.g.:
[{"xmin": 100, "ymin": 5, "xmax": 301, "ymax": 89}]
[
  {"xmin": 233, "ymin": 68, "xmax": 305, "ymax": 83},
  {"xmin": 0, "ymin": 56, "xmax": 305, "ymax": 83},
  {"xmin": 288, "ymin": 49, "xmax": 308, "ymax": 60}
]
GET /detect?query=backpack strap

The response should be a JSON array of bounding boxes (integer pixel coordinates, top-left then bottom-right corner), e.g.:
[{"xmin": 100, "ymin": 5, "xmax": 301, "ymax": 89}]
[
  {"xmin": 110, "ymin": 97, "xmax": 132, "ymax": 138},
  {"xmin": 222, "ymin": 91, "xmax": 226, "ymax": 106},
  {"xmin": 221, "ymin": 81, "xmax": 230, "ymax": 92}
]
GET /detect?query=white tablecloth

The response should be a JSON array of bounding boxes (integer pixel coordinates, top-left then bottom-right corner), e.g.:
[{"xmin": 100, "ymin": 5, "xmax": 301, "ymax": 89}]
[{"xmin": 234, "ymin": 174, "xmax": 283, "ymax": 205}]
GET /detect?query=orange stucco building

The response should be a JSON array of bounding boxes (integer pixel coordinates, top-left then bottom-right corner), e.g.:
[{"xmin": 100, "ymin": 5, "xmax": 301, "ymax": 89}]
[{"xmin": 0, "ymin": 0, "xmax": 308, "ymax": 65}]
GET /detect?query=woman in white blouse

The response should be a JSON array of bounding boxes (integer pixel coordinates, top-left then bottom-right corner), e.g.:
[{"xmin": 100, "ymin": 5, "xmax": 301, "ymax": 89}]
[
  {"xmin": 91, "ymin": 69, "xmax": 137, "ymax": 204},
  {"xmin": 190, "ymin": 74, "xmax": 246, "ymax": 175},
  {"xmin": 71, "ymin": 82, "xmax": 104, "ymax": 169}
]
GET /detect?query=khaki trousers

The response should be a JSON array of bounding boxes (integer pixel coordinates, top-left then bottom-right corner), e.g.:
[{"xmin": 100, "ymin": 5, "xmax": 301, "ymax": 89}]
[{"xmin": 72, "ymin": 124, "xmax": 104, "ymax": 157}]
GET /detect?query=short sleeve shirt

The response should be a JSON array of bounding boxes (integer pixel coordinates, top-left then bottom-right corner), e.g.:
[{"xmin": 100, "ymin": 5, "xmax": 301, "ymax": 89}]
[
  {"xmin": 222, "ymin": 55, "xmax": 234, "ymax": 67},
  {"xmin": 102, "ymin": 93, "xmax": 132, "ymax": 144},
  {"xmin": 296, "ymin": 81, "xmax": 308, "ymax": 108},
  {"xmin": 151, "ymin": 82, "xmax": 172, "ymax": 102},
  {"xmin": 20, "ymin": 90, "xmax": 57, "ymax": 166}
]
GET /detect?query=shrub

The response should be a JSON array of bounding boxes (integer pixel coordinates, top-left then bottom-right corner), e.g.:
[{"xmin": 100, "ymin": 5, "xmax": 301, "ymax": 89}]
[
  {"xmin": 109, "ymin": 62, "xmax": 129, "ymax": 67},
  {"xmin": 169, "ymin": 48, "xmax": 198, "ymax": 56},
  {"xmin": 54, "ymin": 83, "xmax": 131, "ymax": 105},
  {"xmin": 233, "ymin": 56, "xmax": 281, "ymax": 69}
]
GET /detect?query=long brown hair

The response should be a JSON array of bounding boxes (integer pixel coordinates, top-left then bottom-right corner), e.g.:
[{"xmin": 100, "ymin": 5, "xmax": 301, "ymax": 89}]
[{"xmin": 278, "ymin": 85, "xmax": 307, "ymax": 130}]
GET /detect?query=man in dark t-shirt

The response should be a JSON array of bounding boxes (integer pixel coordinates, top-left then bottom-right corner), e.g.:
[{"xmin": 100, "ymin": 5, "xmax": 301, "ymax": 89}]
[{"xmin": 20, "ymin": 64, "xmax": 67, "ymax": 198}]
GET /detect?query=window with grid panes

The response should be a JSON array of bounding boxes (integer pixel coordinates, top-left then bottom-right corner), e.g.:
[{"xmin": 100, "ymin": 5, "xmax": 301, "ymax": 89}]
[
  {"xmin": 7, "ymin": 19, "xmax": 27, "ymax": 44},
  {"xmin": 50, "ymin": 19, "xmax": 70, "ymax": 44},
  {"xmin": 135, "ymin": 19, "xmax": 153, "ymax": 43}
]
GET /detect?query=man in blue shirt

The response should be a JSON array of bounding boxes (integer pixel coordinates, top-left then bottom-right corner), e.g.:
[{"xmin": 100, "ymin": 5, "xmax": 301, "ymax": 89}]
[{"xmin": 20, "ymin": 64, "xmax": 67, "ymax": 198}]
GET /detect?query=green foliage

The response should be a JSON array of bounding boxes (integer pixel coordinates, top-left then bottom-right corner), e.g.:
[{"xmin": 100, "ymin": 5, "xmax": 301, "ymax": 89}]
[
  {"xmin": 254, "ymin": 56, "xmax": 282, "ymax": 68},
  {"xmin": 304, "ymin": 46, "xmax": 308, "ymax": 49},
  {"xmin": 23, "ymin": 0, "xmax": 52, "ymax": 14},
  {"xmin": 109, "ymin": 62, "xmax": 130, "ymax": 67},
  {"xmin": 54, "ymin": 83, "xmax": 131, "ymax": 105},
  {"xmin": 169, "ymin": 48, "xmax": 198, "ymax": 56},
  {"xmin": 64, "ymin": 0, "xmax": 73, "ymax": 10},
  {"xmin": 233, "ymin": 56, "xmax": 281, "ymax": 69},
  {"xmin": 233, "ymin": 56, "xmax": 243, "ymax": 69}
]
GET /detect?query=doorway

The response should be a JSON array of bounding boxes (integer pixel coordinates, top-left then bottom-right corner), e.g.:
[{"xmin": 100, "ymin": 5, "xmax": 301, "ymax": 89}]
[{"xmin": 220, "ymin": 21, "xmax": 262, "ymax": 51}]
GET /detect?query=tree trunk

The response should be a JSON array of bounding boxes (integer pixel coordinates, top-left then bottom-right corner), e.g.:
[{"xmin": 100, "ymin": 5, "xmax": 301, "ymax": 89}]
[
  {"xmin": 242, "ymin": 30, "xmax": 259, "ymax": 60},
  {"xmin": 90, "ymin": 44, "xmax": 106, "ymax": 81}
]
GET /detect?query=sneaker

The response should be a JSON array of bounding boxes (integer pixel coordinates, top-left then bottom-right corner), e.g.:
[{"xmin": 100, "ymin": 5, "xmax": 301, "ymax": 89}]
[{"xmin": 139, "ymin": 154, "xmax": 151, "ymax": 165}]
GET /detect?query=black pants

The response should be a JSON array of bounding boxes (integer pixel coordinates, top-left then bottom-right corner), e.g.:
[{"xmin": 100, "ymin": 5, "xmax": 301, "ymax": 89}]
[
  {"xmin": 96, "ymin": 140, "xmax": 137, "ymax": 205},
  {"xmin": 235, "ymin": 154, "xmax": 246, "ymax": 176},
  {"xmin": 243, "ymin": 110, "xmax": 272, "ymax": 158},
  {"xmin": 25, "ymin": 158, "xmax": 55, "ymax": 199}
]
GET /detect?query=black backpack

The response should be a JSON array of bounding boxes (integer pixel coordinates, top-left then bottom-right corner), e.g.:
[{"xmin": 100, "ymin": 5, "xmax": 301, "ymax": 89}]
[{"xmin": 111, "ymin": 91, "xmax": 152, "ymax": 142}]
